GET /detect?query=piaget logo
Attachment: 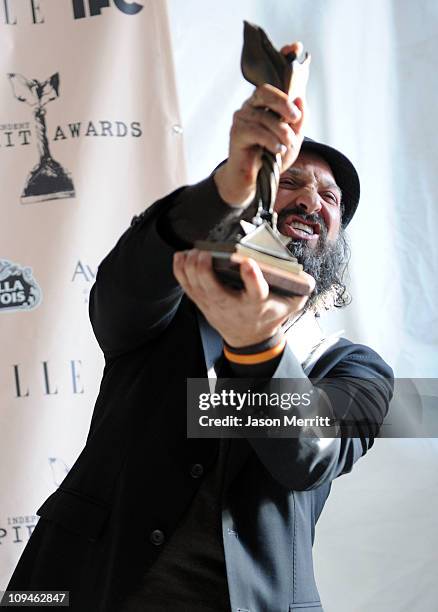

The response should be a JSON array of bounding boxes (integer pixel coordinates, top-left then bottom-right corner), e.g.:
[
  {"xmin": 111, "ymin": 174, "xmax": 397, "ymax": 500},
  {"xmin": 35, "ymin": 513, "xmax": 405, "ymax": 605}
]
[
  {"xmin": 72, "ymin": 259, "xmax": 97, "ymax": 304},
  {"xmin": 0, "ymin": 259, "xmax": 42, "ymax": 312}
]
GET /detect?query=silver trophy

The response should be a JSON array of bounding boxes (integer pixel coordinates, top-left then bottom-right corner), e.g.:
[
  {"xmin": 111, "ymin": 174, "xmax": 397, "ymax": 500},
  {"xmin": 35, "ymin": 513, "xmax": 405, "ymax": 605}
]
[{"xmin": 197, "ymin": 22, "xmax": 312, "ymax": 297}]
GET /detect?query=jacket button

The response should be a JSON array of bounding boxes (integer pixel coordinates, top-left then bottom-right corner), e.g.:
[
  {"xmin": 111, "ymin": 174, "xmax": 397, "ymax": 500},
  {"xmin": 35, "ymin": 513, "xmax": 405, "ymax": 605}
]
[
  {"xmin": 150, "ymin": 529, "xmax": 165, "ymax": 546},
  {"xmin": 190, "ymin": 463, "xmax": 204, "ymax": 478}
]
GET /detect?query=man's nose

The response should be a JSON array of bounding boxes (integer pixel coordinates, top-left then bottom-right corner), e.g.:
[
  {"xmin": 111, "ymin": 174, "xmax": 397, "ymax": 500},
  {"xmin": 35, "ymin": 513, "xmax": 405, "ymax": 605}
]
[{"xmin": 294, "ymin": 188, "xmax": 322, "ymax": 215}]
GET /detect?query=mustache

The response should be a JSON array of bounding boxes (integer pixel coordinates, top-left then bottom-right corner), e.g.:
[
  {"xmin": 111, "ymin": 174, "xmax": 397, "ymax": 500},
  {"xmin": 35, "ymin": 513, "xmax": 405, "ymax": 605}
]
[
  {"xmin": 277, "ymin": 206, "xmax": 325, "ymax": 227},
  {"xmin": 277, "ymin": 206, "xmax": 327, "ymax": 233}
]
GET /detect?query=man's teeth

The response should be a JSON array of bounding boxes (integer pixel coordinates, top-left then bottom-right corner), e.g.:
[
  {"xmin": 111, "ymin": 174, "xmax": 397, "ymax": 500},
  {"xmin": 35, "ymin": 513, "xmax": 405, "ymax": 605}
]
[{"xmin": 291, "ymin": 221, "xmax": 313, "ymax": 235}]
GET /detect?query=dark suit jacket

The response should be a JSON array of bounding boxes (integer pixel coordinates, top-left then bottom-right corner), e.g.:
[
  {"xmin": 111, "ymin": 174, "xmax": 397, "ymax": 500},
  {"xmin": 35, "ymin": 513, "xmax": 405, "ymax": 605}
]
[{"xmin": 7, "ymin": 183, "xmax": 393, "ymax": 612}]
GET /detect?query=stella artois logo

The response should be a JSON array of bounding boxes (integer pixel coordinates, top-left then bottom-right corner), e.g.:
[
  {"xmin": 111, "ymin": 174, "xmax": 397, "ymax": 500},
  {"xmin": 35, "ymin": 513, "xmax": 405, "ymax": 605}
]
[{"xmin": 0, "ymin": 259, "xmax": 42, "ymax": 312}]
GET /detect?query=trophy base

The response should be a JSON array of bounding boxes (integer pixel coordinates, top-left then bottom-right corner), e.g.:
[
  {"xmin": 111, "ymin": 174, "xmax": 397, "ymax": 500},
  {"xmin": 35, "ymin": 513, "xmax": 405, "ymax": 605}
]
[
  {"xmin": 196, "ymin": 242, "xmax": 313, "ymax": 298},
  {"xmin": 21, "ymin": 157, "xmax": 75, "ymax": 204},
  {"xmin": 21, "ymin": 190, "xmax": 75, "ymax": 204}
]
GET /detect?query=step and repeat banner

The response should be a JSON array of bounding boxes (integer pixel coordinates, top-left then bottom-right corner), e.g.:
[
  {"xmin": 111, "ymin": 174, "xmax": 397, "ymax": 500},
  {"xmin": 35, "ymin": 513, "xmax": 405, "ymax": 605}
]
[{"xmin": 0, "ymin": 0, "xmax": 186, "ymax": 587}]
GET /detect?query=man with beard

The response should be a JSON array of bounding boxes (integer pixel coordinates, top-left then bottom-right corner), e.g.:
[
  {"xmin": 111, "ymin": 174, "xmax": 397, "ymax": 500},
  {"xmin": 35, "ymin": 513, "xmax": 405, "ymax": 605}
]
[{"xmin": 7, "ymin": 49, "xmax": 393, "ymax": 612}]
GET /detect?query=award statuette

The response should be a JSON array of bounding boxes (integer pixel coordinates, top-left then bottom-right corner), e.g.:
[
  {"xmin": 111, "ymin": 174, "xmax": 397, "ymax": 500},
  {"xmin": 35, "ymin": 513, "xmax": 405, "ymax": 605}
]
[
  {"xmin": 8, "ymin": 72, "xmax": 75, "ymax": 204},
  {"xmin": 196, "ymin": 21, "xmax": 312, "ymax": 297}
]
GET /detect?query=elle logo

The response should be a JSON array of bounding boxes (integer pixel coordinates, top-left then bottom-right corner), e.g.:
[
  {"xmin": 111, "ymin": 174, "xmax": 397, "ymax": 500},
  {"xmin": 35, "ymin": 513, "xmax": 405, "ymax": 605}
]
[
  {"xmin": 72, "ymin": 0, "xmax": 144, "ymax": 19},
  {"xmin": 13, "ymin": 360, "xmax": 85, "ymax": 397},
  {"xmin": 2, "ymin": 0, "xmax": 44, "ymax": 25}
]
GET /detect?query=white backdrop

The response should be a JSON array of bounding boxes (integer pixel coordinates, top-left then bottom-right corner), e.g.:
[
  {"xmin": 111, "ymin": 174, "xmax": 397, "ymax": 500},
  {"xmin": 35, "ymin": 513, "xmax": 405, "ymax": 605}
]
[
  {"xmin": 167, "ymin": 1, "xmax": 438, "ymax": 611},
  {"xmin": 1, "ymin": 1, "xmax": 438, "ymax": 610}
]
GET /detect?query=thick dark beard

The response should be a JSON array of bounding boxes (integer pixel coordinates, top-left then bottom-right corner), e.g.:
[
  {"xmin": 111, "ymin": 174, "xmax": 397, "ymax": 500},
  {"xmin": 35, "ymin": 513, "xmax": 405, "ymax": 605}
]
[{"xmin": 279, "ymin": 210, "xmax": 351, "ymax": 310}]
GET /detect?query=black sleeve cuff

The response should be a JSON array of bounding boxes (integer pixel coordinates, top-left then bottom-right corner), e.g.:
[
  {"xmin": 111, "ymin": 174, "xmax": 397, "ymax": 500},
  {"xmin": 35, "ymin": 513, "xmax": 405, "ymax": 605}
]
[{"xmin": 224, "ymin": 331, "xmax": 285, "ymax": 378}]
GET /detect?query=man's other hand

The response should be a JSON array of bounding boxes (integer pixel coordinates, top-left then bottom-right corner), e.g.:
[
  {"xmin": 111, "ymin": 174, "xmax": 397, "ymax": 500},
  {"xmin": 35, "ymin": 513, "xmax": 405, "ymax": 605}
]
[
  {"xmin": 173, "ymin": 249, "xmax": 314, "ymax": 348},
  {"xmin": 214, "ymin": 41, "xmax": 307, "ymax": 208}
]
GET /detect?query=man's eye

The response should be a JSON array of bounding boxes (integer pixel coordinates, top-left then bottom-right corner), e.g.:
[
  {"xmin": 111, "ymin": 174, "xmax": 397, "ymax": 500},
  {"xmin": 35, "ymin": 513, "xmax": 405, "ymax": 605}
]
[
  {"xmin": 322, "ymin": 192, "xmax": 339, "ymax": 204},
  {"xmin": 279, "ymin": 179, "xmax": 299, "ymax": 188}
]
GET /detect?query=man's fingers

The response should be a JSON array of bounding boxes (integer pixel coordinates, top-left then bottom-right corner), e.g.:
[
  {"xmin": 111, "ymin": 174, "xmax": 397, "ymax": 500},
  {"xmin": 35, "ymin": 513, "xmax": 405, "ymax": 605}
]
[
  {"xmin": 175, "ymin": 250, "xmax": 236, "ymax": 305},
  {"xmin": 173, "ymin": 251, "xmax": 191, "ymax": 290},
  {"xmin": 291, "ymin": 97, "xmax": 306, "ymax": 136},
  {"xmin": 249, "ymin": 84, "xmax": 298, "ymax": 123},
  {"xmin": 239, "ymin": 258, "xmax": 270, "ymax": 301},
  {"xmin": 279, "ymin": 131, "xmax": 304, "ymax": 174},
  {"xmin": 236, "ymin": 117, "xmax": 289, "ymax": 156},
  {"xmin": 280, "ymin": 41, "xmax": 304, "ymax": 59},
  {"xmin": 243, "ymin": 98, "xmax": 301, "ymax": 125},
  {"xmin": 183, "ymin": 249, "xmax": 204, "ymax": 290},
  {"xmin": 300, "ymin": 270, "xmax": 316, "ymax": 294},
  {"xmin": 288, "ymin": 102, "xmax": 302, "ymax": 125},
  {"xmin": 196, "ymin": 251, "xmax": 235, "ymax": 299},
  {"xmin": 239, "ymin": 108, "xmax": 297, "ymax": 147}
]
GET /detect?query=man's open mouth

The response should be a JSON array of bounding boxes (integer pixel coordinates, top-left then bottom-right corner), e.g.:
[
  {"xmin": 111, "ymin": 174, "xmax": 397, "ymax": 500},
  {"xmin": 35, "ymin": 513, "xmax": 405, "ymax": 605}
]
[{"xmin": 280, "ymin": 214, "xmax": 321, "ymax": 241}]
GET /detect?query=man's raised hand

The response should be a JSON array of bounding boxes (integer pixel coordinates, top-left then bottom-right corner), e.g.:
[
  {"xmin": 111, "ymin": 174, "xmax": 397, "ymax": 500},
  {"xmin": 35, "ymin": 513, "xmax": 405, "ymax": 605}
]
[
  {"xmin": 173, "ymin": 250, "xmax": 314, "ymax": 348},
  {"xmin": 214, "ymin": 41, "xmax": 307, "ymax": 208}
]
